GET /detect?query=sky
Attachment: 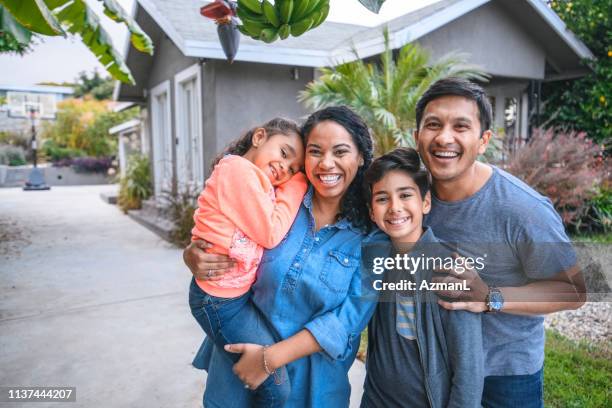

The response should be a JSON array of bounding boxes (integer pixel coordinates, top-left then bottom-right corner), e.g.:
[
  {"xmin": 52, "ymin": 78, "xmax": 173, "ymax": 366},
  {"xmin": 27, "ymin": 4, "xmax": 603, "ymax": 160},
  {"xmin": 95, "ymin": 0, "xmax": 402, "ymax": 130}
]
[{"xmin": 0, "ymin": 0, "xmax": 440, "ymax": 86}]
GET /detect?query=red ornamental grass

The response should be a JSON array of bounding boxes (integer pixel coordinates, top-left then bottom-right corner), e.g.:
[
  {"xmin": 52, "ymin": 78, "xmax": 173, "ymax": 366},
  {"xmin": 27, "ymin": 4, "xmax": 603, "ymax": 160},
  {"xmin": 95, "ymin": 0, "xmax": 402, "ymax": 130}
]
[{"xmin": 503, "ymin": 128, "xmax": 608, "ymax": 228}]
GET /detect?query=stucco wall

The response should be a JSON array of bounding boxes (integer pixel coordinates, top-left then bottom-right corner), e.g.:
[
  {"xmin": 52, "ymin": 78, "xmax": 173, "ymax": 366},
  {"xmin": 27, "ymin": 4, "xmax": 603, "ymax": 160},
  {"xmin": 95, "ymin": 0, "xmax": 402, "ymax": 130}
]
[
  {"xmin": 206, "ymin": 61, "xmax": 313, "ymax": 175},
  {"xmin": 417, "ymin": 1, "xmax": 546, "ymax": 79}
]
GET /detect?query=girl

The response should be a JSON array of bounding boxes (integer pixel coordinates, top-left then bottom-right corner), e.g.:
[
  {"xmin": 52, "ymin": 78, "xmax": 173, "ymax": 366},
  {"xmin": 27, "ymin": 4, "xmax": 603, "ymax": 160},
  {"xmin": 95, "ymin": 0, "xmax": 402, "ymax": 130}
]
[{"xmin": 189, "ymin": 117, "xmax": 308, "ymax": 407}]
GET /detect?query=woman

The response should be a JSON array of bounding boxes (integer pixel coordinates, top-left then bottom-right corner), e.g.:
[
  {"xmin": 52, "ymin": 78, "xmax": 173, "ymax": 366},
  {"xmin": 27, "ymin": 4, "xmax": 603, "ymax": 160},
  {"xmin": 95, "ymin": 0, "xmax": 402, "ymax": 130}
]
[{"xmin": 184, "ymin": 106, "xmax": 375, "ymax": 407}]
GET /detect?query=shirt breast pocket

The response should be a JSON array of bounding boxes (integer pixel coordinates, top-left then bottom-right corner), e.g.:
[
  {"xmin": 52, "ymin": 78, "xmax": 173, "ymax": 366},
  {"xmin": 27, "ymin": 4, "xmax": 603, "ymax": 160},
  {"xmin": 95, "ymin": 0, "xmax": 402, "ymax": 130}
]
[{"xmin": 319, "ymin": 250, "xmax": 358, "ymax": 295}]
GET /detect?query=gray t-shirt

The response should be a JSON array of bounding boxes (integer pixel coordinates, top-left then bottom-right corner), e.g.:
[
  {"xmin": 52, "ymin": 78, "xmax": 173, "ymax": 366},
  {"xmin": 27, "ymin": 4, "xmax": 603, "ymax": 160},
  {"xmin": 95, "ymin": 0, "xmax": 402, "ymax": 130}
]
[{"xmin": 425, "ymin": 166, "xmax": 576, "ymax": 376}]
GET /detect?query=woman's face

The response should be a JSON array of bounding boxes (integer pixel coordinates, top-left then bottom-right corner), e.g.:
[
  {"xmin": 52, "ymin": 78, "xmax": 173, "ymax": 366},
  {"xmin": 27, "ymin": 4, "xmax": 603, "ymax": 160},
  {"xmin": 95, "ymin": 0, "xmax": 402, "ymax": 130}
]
[{"xmin": 304, "ymin": 120, "xmax": 363, "ymax": 201}]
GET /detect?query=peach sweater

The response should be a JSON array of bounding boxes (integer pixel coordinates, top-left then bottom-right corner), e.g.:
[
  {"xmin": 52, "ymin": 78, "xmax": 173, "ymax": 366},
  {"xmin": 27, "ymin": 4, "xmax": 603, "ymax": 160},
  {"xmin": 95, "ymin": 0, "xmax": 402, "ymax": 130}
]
[{"xmin": 191, "ymin": 155, "xmax": 308, "ymax": 297}]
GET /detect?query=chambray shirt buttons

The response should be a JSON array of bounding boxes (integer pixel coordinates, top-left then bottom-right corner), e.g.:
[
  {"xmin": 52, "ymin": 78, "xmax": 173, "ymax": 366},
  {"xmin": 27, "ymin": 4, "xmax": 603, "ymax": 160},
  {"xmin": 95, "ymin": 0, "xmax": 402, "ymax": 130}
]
[
  {"xmin": 294, "ymin": 262, "xmax": 300, "ymax": 268},
  {"xmin": 343, "ymin": 258, "xmax": 349, "ymax": 264},
  {"xmin": 314, "ymin": 237, "xmax": 320, "ymax": 242},
  {"xmin": 302, "ymin": 249, "xmax": 307, "ymax": 253}
]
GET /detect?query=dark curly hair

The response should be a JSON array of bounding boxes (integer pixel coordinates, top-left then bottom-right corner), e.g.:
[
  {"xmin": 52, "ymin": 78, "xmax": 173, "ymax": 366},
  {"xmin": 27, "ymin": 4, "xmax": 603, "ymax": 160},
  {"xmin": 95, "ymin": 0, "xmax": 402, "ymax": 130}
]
[
  {"xmin": 363, "ymin": 147, "xmax": 430, "ymax": 206},
  {"xmin": 211, "ymin": 117, "xmax": 301, "ymax": 171},
  {"xmin": 301, "ymin": 106, "xmax": 374, "ymax": 230}
]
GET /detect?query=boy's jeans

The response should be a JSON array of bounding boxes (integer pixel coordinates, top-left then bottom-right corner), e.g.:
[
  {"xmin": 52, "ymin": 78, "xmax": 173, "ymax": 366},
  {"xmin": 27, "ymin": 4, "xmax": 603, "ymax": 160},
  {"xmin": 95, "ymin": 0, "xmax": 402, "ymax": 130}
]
[
  {"xmin": 481, "ymin": 367, "xmax": 544, "ymax": 408},
  {"xmin": 189, "ymin": 278, "xmax": 290, "ymax": 408}
]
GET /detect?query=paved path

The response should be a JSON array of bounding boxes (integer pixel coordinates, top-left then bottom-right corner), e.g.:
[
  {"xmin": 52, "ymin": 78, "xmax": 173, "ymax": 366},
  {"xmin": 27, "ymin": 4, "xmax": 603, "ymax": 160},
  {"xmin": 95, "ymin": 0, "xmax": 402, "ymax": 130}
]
[{"xmin": 0, "ymin": 185, "xmax": 365, "ymax": 407}]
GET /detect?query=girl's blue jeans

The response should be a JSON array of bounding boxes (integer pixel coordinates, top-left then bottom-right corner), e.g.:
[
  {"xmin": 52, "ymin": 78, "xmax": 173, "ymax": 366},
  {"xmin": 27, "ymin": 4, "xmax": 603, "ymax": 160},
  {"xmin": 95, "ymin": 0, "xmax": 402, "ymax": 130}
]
[{"xmin": 189, "ymin": 277, "xmax": 290, "ymax": 408}]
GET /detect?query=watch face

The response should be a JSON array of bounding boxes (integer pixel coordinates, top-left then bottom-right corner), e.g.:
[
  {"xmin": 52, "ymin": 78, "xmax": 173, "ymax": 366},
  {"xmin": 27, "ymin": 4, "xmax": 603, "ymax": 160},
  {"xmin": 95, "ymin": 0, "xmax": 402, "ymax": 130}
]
[{"xmin": 490, "ymin": 291, "xmax": 504, "ymax": 311}]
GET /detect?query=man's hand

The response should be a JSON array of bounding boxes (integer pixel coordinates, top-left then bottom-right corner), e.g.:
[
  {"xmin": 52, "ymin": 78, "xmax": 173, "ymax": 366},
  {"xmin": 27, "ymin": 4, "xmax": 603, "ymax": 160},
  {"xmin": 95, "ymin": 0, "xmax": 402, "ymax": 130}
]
[
  {"xmin": 183, "ymin": 240, "xmax": 236, "ymax": 281},
  {"xmin": 433, "ymin": 252, "xmax": 489, "ymax": 313},
  {"xmin": 225, "ymin": 343, "xmax": 270, "ymax": 390}
]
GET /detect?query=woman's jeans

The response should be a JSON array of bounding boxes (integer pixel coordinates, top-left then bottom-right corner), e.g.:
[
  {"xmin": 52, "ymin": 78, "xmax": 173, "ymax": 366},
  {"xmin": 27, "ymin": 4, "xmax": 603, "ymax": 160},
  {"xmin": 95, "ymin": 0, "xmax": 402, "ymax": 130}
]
[{"xmin": 189, "ymin": 278, "xmax": 290, "ymax": 408}]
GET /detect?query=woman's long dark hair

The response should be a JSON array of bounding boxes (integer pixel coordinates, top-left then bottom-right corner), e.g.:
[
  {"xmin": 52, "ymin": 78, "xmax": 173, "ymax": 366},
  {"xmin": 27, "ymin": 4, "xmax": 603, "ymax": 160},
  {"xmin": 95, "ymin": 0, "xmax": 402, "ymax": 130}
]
[
  {"xmin": 211, "ymin": 117, "xmax": 301, "ymax": 171},
  {"xmin": 301, "ymin": 106, "xmax": 374, "ymax": 230}
]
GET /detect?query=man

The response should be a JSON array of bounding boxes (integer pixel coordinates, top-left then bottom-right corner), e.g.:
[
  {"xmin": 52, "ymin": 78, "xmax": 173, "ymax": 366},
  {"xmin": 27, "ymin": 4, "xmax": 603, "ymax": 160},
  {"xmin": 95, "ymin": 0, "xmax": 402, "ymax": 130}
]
[{"xmin": 412, "ymin": 78, "xmax": 584, "ymax": 407}]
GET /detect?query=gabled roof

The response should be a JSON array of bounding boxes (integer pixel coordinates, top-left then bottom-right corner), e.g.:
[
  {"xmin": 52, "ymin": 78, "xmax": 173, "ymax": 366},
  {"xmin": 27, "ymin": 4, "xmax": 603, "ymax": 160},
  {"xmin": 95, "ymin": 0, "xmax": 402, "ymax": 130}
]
[
  {"xmin": 116, "ymin": 0, "xmax": 594, "ymax": 101},
  {"xmin": 135, "ymin": 0, "xmax": 592, "ymax": 67}
]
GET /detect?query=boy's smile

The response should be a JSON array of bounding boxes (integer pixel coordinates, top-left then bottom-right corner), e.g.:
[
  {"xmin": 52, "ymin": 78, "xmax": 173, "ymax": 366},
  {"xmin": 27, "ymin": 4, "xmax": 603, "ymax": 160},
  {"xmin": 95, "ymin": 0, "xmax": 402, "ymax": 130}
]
[{"xmin": 370, "ymin": 170, "xmax": 431, "ymax": 245}]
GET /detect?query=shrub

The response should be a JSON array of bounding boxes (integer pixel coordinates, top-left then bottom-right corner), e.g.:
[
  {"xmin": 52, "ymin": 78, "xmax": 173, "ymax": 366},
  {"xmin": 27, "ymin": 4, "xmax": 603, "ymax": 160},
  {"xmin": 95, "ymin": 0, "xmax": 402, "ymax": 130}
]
[
  {"xmin": 160, "ymin": 186, "xmax": 199, "ymax": 248},
  {"xmin": 41, "ymin": 99, "xmax": 138, "ymax": 158},
  {"xmin": 501, "ymin": 128, "xmax": 607, "ymax": 229},
  {"xmin": 70, "ymin": 156, "xmax": 113, "ymax": 173},
  {"xmin": 0, "ymin": 145, "xmax": 26, "ymax": 166},
  {"xmin": 577, "ymin": 186, "xmax": 612, "ymax": 234},
  {"xmin": 42, "ymin": 140, "xmax": 85, "ymax": 162},
  {"xmin": 0, "ymin": 131, "xmax": 29, "ymax": 150},
  {"xmin": 117, "ymin": 154, "xmax": 152, "ymax": 213}
]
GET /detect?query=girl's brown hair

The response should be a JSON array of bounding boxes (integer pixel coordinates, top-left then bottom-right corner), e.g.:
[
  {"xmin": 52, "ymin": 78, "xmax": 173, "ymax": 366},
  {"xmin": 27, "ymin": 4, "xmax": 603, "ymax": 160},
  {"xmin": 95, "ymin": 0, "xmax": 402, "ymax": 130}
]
[{"xmin": 211, "ymin": 117, "xmax": 301, "ymax": 171}]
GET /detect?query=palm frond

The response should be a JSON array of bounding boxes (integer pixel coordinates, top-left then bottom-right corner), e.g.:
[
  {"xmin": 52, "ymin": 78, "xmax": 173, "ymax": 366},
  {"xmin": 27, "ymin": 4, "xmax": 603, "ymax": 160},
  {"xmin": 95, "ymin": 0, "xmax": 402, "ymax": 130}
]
[{"xmin": 300, "ymin": 30, "xmax": 488, "ymax": 154}]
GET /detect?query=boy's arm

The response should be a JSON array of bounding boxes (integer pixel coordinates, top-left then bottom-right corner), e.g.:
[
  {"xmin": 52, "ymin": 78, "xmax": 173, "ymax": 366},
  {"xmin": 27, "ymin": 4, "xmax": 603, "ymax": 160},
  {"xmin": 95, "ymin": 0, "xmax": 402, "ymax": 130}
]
[{"xmin": 444, "ymin": 309, "xmax": 484, "ymax": 408}]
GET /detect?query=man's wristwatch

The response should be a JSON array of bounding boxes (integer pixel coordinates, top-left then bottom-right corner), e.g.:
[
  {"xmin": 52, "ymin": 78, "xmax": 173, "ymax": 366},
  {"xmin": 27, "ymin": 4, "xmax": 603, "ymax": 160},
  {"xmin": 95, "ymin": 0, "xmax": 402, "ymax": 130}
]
[{"xmin": 485, "ymin": 287, "xmax": 504, "ymax": 312}]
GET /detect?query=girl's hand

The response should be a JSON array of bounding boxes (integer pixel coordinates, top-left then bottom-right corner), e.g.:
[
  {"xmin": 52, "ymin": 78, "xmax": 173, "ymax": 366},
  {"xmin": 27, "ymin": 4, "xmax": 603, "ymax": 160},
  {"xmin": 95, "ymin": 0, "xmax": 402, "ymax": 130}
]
[
  {"xmin": 183, "ymin": 240, "xmax": 236, "ymax": 281},
  {"xmin": 225, "ymin": 343, "xmax": 270, "ymax": 390}
]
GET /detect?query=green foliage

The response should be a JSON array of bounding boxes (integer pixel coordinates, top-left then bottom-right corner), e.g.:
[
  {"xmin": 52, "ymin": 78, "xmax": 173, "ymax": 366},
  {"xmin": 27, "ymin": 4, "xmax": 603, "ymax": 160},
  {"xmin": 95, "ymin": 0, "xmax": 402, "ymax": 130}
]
[
  {"xmin": 41, "ymin": 99, "xmax": 138, "ymax": 158},
  {"xmin": 0, "ymin": 4, "xmax": 34, "ymax": 54},
  {"xmin": 117, "ymin": 154, "xmax": 152, "ymax": 213},
  {"xmin": 73, "ymin": 70, "xmax": 114, "ymax": 100},
  {"xmin": 0, "ymin": 144, "xmax": 26, "ymax": 166},
  {"xmin": 41, "ymin": 139, "xmax": 84, "ymax": 161},
  {"xmin": 0, "ymin": 130, "xmax": 29, "ymax": 150},
  {"xmin": 0, "ymin": 0, "xmax": 154, "ymax": 83},
  {"xmin": 576, "ymin": 185, "xmax": 612, "ymax": 234},
  {"xmin": 299, "ymin": 29, "xmax": 488, "ymax": 154},
  {"xmin": 161, "ymin": 186, "xmax": 199, "ymax": 248},
  {"xmin": 544, "ymin": 330, "xmax": 611, "ymax": 407},
  {"xmin": 541, "ymin": 0, "xmax": 611, "ymax": 146}
]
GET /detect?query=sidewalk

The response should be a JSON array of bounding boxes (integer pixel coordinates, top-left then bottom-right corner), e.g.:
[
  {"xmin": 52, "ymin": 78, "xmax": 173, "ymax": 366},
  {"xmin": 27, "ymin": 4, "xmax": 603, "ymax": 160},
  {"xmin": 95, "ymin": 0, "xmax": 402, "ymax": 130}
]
[{"xmin": 0, "ymin": 185, "xmax": 365, "ymax": 407}]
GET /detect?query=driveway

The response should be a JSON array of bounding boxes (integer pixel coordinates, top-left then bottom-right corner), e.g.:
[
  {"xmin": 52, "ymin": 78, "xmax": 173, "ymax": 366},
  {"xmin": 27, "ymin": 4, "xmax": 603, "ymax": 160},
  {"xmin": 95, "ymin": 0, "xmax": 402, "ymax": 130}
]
[{"xmin": 0, "ymin": 185, "xmax": 365, "ymax": 407}]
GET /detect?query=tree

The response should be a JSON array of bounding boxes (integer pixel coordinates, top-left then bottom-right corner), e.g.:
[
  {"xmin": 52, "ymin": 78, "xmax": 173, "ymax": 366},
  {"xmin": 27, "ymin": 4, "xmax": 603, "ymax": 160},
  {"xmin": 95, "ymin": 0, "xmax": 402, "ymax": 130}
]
[
  {"xmin": 0, "ymin": 0, "xmax": 154, "ymax": 84},
  {"xmin": 541, "ymin": 0, "xmax": 611, "ymax": 147},
  {"xmin": 299, "ymin": 30, "xmax": 488, "ymax": 154},
  {"xmin": 73, "ymin": 70, "xmax": 114, "ymax": 100}
]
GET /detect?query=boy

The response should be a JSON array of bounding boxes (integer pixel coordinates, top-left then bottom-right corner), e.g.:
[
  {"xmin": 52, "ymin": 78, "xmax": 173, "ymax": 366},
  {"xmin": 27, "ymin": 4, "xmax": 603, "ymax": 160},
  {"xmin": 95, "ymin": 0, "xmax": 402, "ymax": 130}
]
[{"xmin": 360, "ymin": 147, "xmax": 483, "ymax": 408}]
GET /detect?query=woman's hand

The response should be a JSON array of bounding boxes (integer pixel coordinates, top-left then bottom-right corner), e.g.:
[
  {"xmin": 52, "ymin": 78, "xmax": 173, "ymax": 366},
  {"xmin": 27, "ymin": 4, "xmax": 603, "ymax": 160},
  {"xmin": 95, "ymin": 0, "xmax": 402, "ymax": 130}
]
[
  {"xmin": 225, "ymin": 343, "xmax": 270, "ymax": 390},
  {"xmin": 183, "ymin": 240, "xmax": 236, "ymax": 281}
]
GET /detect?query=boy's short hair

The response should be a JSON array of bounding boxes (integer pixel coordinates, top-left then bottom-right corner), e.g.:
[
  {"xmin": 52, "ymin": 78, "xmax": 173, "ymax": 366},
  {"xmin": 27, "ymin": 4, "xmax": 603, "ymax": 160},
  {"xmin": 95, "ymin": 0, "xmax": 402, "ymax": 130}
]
[
  {"xmin": 415, "ymin": 77, "xmax": 493, "ymax": 136},
  {"xmin": 364, "ymin": 147, "xmax": 430, "ymax": 206}
]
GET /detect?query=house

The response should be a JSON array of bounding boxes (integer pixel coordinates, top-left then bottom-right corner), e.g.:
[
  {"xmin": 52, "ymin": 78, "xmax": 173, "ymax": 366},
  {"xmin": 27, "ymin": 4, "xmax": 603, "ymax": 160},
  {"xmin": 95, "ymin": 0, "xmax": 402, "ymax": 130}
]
[
  {"xmin": 115, "ymin": 0, "xmax": 592, "ymax": 224},
  {"xmin": 0, "ymin": 84, "xmax": 74, "ymax": 134}
]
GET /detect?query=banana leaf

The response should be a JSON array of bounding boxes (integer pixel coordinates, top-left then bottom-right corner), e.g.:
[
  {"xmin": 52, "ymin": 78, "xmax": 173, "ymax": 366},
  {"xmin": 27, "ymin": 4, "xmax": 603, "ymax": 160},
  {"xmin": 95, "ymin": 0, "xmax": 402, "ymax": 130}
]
[
  {"xmin": 358, "ymin": 0, "xmax": 386, "ymax": 14},
  {"xmin": 0, "ymin": 4, "xmax": 33, "ymax": 45},
  {"xmin": 54, "ymin": 0, "xmax": 135, "ymax": 84},
  {"xmin": 99, "ymin": 0, "xmax": 152, "ymax": 54},
  {"xmin": 0, "ymin": 0, "xmax": 64, "ymax": 35}
]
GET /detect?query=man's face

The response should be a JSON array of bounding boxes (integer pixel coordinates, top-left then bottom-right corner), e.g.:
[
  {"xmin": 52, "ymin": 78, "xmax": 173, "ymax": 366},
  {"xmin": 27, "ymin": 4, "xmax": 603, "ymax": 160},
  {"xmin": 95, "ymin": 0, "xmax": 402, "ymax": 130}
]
[{"xmin": 414, "ymin": 95, "xmax": 491, "ymax": 184}]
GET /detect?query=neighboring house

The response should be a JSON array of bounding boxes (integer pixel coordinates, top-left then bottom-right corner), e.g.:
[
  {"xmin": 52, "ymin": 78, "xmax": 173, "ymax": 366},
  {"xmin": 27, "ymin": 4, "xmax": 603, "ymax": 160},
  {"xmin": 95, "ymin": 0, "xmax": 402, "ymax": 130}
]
[
  {"xmin": 115, "ymin": 0, "xmax": 592, "ymax": 206},
  {"xmin": 0, "ymin": 84, "xmax": 74, "ymax": 134}
]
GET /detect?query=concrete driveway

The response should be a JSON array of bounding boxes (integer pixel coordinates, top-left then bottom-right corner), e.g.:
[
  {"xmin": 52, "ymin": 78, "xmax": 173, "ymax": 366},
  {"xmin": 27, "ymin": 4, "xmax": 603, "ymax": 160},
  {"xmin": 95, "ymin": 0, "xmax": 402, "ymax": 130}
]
[{"xmin": 0, "ymin": 185, "xmax": 365, "ymax": 407}]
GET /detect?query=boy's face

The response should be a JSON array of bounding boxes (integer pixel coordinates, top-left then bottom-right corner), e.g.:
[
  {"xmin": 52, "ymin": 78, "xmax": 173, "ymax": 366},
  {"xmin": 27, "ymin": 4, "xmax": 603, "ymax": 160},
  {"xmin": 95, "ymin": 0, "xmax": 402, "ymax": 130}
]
[
  {"xmin": 370, "ymin": 170, "xmax": 431, "ymax": 244},
  {"xmin": 414, "ymin": 95, "xmax": 491, "ymax": 185}
]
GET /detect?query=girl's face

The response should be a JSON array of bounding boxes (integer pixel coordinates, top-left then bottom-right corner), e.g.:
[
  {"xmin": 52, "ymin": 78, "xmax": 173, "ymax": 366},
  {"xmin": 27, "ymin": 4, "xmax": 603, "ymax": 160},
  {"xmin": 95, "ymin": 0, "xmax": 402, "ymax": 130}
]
[
  {"xmin": 304, "ymin": 121, "xmax": 363, "ymax": 201},
  {"xmin": 369, "ymin": 170, "xmax": 431, "ymax": 244},
  {"xmin": 250, "ymin": 130, "xmax": 304, "ymax": 186}
]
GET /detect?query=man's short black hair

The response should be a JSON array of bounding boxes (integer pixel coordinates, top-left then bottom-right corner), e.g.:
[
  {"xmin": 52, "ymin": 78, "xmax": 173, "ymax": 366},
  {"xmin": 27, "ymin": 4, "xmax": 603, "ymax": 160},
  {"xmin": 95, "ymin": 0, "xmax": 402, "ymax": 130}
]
[
  {"xmin": 415, "ymin": 78, "xmax": 493, "ymax": 136},
  {"xmin": 364, "ymin": 147, "xmax": 430, "ymax": 207}
]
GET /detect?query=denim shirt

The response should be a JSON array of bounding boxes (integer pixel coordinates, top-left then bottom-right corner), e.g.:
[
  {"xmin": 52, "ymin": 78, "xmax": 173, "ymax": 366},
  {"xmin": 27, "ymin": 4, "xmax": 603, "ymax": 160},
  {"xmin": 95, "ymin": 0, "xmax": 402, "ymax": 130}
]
[{"xmin": 193, "ymin": 187, "xmax": 376, "ymax": 407}]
